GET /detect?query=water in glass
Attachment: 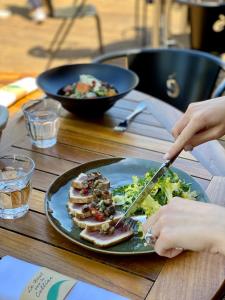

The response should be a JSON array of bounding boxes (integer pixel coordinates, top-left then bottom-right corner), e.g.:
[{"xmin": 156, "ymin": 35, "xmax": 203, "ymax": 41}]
[
  {"xmin": 23, "ymin": 98, "xmax": 61, "ymax": 149},
  {"xmin": 27, "ymin": 110, "xmax": 60, "ymax": 148},
  {"xmin": 0, "ymin": 155, "xmax": 35, "ymax": 219}
]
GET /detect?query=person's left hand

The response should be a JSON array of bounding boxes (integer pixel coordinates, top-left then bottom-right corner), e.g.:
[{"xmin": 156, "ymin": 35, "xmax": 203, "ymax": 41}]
[{"xmin": 142, "ymin": 197, "xmax": 225, "ymax": 258}]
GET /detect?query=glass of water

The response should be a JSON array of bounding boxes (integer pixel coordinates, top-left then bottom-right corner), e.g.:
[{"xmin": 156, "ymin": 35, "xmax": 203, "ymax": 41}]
[
  {"xmin": 22, "ymin": 98, "xmax": 61, "ymax": 148},
  {"xmin": 0, "ymin": 155, "xmax": 35, "ymax": 219}
]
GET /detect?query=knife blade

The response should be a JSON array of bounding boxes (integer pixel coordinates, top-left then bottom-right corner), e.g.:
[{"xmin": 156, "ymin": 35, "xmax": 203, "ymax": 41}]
[{"xmin": 115, "ymin": 153, "xmax": 180, "ymax": 228}]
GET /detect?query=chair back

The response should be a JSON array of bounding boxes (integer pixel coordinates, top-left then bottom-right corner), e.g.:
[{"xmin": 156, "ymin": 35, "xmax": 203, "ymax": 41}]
[{"xmin": 93, "ymin": 48, "xmax": 225, "ymax": 112}]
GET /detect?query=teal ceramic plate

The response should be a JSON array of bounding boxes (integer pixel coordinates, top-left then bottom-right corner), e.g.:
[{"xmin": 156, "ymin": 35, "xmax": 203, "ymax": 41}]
[{"xmin": 45, "ymin": 157, "xmax": 209, "ymax": 255}]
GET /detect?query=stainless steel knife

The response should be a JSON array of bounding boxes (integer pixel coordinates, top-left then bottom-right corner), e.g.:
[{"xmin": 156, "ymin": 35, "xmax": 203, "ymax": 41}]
[{"xmin": 115, "ymin": 153, "xmax": 180, "ymax": 228}]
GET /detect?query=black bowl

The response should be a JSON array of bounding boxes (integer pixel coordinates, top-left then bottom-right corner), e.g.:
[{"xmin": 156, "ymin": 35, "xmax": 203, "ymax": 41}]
[{"xmin": 37, "ymin": 63, "xmax": 139, "ymax": 115}]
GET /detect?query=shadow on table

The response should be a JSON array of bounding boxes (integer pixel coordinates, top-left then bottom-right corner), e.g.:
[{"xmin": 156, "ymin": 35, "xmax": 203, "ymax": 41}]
[
  {"xmin": 27, "ymin": 37, "xmax": 142, "ymax": 62},
  {"xmin": 28, "ymin": 46, "xmax": 97, "ymax": 60},
  {"xmin": 7, "ymin": 5, "xmax": 30, "ymax": 20}
]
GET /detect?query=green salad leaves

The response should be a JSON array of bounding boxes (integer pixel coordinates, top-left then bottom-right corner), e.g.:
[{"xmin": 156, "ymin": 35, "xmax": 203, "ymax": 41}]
[{"xmin": 112, "ymin": 169, "xmax": 198, "ymax": 217}]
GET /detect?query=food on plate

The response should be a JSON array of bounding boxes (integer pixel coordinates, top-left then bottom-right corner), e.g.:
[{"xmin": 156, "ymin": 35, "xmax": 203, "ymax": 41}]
[
  {"xmin": 72, "ymin": 172, "xmax": 89, "ymax": 189},
  {"xmin": 69, "ymin": 187, "xmax": 95, "ymax": 204},
  {"xmin": 68, "ymin": 171, "xmax": 132, "ymax": 247},
  {"xmin": 68, "ymin": 171, "xmax": 124, "ymax": 237},
  {"xmin": 72, "ymin": 211, "xmax": 122, "ymax": 231},
  {"xmin": 67, "ymin": 169, "xmax": 198, "ymax": 248},
  {"xmin": 80, "ymin": 227, "xmax": 133, "ymax": 248},
  {"xmin": 69, "ymin": 172, "xmax": 110, "ymax": 204},
  {"xmin": 112, "ymin": 169, "xmax": 198, "ymax": 218},
  {"xmin": 62, "ymin": 74, "xmax": 118, "ymax": 99},
  {"xmin": 67, "ymin": 201, "xmax": 92, "ymax": 219},
  {"xmin": 72, "ymin": 172, "xmax": 110, "ymax": 190}
]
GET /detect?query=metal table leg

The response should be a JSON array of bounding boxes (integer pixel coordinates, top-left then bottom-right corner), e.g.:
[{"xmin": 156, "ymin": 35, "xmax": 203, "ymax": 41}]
[{"xmin": 152, "ymin": 0, "xmax": 161, "ymax": 47}]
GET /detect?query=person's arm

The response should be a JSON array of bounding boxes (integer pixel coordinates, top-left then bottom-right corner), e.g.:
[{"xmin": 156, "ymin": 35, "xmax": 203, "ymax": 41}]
[
  {"xmin": 143, "ymin": 198, "xmax": 225, "ymax": 258},
  {"xmin": 164, "ymin": 97, "xmax": 225, "ymax": 160}
]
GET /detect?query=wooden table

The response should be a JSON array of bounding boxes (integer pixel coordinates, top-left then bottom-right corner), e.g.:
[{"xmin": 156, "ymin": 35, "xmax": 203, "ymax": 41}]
[{"xmin": 0, "ymin": 73, "xmax": 225, "ymax": 300}]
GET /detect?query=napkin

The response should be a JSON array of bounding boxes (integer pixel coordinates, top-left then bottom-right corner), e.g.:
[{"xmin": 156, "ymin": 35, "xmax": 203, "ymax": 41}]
[
  {"xmin": 0, "ymin": 77, "xmax": 38, "ymax": 107},
  {"xmin": 0, "ymin": 256, "xmax": 129, "ymax": 300}
]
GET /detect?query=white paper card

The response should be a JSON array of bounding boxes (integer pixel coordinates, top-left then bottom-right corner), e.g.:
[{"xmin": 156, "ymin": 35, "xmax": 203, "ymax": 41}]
[
  {"xmin": 0, "ymin": 77, "xmax": 38, "ymax": 107},
  {"xmin": 0, "ymin": 256, "xmax": 129, "ymax": 300}
]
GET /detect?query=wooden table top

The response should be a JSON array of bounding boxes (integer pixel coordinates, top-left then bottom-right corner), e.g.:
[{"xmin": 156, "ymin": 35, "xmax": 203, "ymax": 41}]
[{"xmin": 0, "ymin": 72, "xmax": 225, "ymax": 300}]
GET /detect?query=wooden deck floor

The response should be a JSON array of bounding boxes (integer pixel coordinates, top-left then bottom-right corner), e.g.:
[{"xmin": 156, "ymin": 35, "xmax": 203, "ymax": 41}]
[
  {"xmin": 0, "ymin": 0, "xmax": 192, "ymax": 74},
  {"xmin": 0, "ymin": 0, "xmax": 155, "ymax": 73}
]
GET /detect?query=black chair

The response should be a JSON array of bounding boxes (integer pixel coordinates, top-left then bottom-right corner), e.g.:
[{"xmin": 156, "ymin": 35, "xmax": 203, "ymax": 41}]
[
  {"xmin": 93, "ymin": 48, "xmax": 225, "ymax": 112},
  {"xmin": 177, "ymin": 0, "xmax": 225, "ymax": 54}
]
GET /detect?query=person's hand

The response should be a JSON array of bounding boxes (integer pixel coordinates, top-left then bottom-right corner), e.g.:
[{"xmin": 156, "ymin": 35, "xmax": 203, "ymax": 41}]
[
  {"xmin": 143, "ymin": 197, "xmax": 225, "ymax": 258},
  {"xmin": 164, "ymin": 97, "xmax": 225, "ymax": 160}
]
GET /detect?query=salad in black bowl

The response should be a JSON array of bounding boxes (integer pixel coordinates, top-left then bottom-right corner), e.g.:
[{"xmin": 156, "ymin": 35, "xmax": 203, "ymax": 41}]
[
  {"xmin": 62, "ymin": 74, "xmax": 118, "ymax": 99},
  {"xmin": 37, "ymin": 63, "xmax": 139, "ymax": 115}
]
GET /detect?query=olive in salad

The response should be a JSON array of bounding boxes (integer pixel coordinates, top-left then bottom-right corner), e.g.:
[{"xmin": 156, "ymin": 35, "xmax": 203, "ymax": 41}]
[{"xmin": 62, "ymin": 74, "xmax": 118, "ymax": 99}]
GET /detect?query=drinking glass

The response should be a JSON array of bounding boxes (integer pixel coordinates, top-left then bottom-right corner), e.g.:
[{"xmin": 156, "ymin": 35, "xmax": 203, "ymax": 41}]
[
  {"xmin": 22, "ymin": 98, "xmax": 61, "ymax": 148},
  {"xmin": 0, "ymin": 155, "xmax": 35, "ymax": 219}
]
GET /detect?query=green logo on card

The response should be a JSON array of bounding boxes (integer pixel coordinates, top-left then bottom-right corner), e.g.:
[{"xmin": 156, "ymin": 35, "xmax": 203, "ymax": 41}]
[
  {"xmin": 20, "ymin": 267, "xmax": 76, "ymax": 300},
  {"xmin": 47, "ymin": 280, "xmax": 67, "ymax": 300}
]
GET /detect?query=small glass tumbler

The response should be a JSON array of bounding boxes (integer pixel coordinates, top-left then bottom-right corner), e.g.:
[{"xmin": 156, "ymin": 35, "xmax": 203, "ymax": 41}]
[
  {"xmin": 0, "ymin": 155, "xmax": 35, "ymax": 219},
  {"xmin": 22, "ymin": 98, "xmax": 61, "ymax": 148}
]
